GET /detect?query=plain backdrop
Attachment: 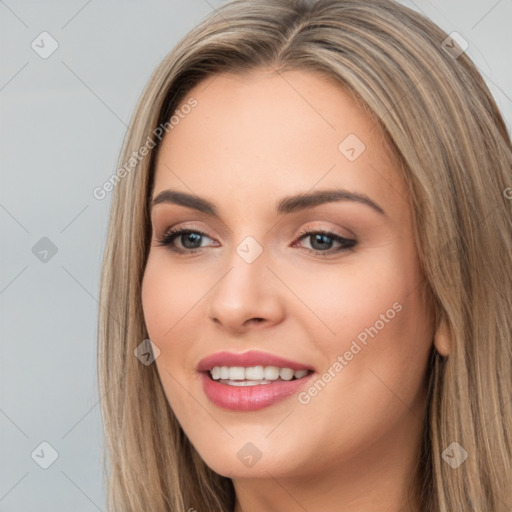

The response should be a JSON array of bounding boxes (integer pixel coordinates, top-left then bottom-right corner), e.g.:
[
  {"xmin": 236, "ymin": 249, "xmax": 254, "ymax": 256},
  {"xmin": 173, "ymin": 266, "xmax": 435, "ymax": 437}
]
[{"xmin": 1, "ymin": 0, "xmax": 511, "ymax": 510}]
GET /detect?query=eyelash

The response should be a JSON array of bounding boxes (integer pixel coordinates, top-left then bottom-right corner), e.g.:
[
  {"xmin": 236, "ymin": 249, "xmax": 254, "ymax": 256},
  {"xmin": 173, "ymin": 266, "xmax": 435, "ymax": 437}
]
[{"xmin": 155, "ymin": 225, "xmax": 357, "ymax": 256}]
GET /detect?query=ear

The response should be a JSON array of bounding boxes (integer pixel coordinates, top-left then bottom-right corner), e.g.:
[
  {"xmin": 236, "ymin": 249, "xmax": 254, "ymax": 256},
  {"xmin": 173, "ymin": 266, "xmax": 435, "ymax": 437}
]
[{"xmin": 433, "ymin": 318, "xmax": 451, "ymax": 356}]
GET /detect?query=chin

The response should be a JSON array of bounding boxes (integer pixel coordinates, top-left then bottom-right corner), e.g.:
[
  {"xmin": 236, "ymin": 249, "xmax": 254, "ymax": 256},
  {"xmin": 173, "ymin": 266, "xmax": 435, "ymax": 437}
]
[{"xmin": 186, "ymin": 430, "xmax": 313, "ymax": 480}]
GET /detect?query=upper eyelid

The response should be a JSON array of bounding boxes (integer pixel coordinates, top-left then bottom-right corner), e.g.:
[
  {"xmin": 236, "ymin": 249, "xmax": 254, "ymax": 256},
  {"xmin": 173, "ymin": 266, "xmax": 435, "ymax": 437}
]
[{"xmin": 156, "ymin": 223, "xmax": 353, "ymax": 239}]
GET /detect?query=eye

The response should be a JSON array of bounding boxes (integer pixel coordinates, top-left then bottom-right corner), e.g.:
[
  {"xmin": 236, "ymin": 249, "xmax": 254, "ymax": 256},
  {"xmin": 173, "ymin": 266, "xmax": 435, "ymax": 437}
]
[
  {"xmin": 293, "ymin": 226, "xmax": 356, "ymax": 255},
  {"xmin": 155, "ymin": 225, "xmax": 357, "ymax": 256},
  {"xmin": 155, "ymin": 226, "xmax": 216, "ymax": 254}
]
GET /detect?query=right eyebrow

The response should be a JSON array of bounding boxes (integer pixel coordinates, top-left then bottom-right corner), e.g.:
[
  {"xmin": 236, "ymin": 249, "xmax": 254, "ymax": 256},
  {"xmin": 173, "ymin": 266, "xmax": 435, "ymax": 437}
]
[{"xmin": 151, "ymin": 190, "xmax": 218, "ymax": 216}]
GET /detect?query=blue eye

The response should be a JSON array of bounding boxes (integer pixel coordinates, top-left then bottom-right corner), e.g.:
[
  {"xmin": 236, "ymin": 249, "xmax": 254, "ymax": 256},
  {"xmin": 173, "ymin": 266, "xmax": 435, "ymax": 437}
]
[
  {"xmin": 155, "ymin": 226, "xmax": 357, "ymax": 256},
  {"xmin": 294, "ymin": 227, "xmax": 356, "ymax": 255},
  {"xmin": 155, "ymin": 227, "xmax": 213, "ymax": 253}
]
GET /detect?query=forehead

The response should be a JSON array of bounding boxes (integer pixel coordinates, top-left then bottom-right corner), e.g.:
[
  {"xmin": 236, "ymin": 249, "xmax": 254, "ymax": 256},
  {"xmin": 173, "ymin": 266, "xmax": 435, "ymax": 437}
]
[{"xmin": 152, "ymin": 69, "xmax": 406, "ymax": 216}]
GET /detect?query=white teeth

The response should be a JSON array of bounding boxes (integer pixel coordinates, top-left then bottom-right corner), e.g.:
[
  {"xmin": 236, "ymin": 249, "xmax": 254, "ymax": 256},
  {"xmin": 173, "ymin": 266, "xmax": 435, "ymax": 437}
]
[
  {"xmin": 223, "ymin": 380, "xmax": 271, "ymax": 387},
  {"xmin": 209, "ymin": 365, "xmax": 310, "ymax": 382},
  {"xmin": 294, "ymin": 369, "xmax": 308, "ymax": 379},
  {"xmin": 279, "ymin": 368, "xmax": 294, "ymax": 381},
  {"xmin": 228, "ymin": 366, "xmax": 245, "ymax": 380},
  {"xmin": 245, "ymin": 366, "xmax": 264, "ymax": 380},
  {"xmin": 264, "ymin": 366, "xmax": 280, "ymax": 380}
]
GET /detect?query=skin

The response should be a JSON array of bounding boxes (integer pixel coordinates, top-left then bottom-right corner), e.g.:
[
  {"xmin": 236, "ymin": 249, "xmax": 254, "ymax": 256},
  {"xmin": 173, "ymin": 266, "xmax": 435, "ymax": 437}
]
[{"xmin": 142, "ymin": 68, "xmax": 447, "ymax": 512}]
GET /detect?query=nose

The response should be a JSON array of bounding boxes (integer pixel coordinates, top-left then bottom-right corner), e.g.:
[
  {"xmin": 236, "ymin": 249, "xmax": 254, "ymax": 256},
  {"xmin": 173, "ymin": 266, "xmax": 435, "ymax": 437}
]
[{"xmin": 207, "ymin": 253, "xmax": 285, "ymax": 335}]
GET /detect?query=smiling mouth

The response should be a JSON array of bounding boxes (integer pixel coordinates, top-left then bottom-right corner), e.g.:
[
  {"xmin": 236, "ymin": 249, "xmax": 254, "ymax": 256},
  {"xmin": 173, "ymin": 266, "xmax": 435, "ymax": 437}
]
[{"xmin": 207, "ymin": 365, "xmax": 313, "ymax": 386}]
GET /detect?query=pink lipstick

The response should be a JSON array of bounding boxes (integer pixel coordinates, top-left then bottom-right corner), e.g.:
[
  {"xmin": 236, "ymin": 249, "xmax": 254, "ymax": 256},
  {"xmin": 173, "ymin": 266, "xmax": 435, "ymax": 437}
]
[{"xmin": 197, "ymin": 350, "xmax": 315, "ymax": 411}]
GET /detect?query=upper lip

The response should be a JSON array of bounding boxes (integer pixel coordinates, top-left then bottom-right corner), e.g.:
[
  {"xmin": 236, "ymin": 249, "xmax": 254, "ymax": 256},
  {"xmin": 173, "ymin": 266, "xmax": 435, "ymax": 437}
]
[{"xmin": 197, "ymin": 350, "xmax": 315, "ymax": 372}]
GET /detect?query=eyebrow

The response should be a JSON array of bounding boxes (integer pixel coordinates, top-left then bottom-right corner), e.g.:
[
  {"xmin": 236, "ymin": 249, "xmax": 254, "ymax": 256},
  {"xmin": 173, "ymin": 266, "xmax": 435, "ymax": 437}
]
[{"xmin": 151, "ymin": 188, "xmax": 386, "ymax": 216}]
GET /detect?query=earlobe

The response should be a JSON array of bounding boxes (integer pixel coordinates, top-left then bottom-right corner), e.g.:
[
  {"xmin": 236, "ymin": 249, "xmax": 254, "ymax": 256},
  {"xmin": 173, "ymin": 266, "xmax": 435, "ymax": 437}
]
[{"xmin": 434, "ymin": 318, "xmax": 451, "ymax": 356}]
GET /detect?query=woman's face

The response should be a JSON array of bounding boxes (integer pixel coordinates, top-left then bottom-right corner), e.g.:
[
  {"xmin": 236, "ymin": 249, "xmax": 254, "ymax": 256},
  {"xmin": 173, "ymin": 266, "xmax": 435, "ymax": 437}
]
[{"xmin": 142, "ymin": 69, "xmax": 435, "ymax": 482}]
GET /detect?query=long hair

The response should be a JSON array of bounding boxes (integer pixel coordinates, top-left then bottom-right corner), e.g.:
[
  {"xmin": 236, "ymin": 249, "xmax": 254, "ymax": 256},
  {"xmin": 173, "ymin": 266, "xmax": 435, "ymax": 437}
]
[{"xmin": 97, "ymin": 0, "xmax": 512, "ymax": 510}]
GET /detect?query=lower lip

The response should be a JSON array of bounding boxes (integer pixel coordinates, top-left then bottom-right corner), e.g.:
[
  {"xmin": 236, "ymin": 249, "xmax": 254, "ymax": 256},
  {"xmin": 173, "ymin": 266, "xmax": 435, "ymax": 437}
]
[{"xmin": 199, "ymin": 372, "xmax": 315, "ymax": 411}]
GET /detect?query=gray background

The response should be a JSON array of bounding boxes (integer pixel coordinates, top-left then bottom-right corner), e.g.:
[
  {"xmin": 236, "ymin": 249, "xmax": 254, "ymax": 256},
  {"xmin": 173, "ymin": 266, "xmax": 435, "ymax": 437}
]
[{"xmin": 1, "ymin": 0, "xmax": 510, "ymax": 510}]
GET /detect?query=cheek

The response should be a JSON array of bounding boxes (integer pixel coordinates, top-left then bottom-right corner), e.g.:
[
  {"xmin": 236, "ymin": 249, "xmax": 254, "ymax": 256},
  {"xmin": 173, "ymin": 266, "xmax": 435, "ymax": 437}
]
[
  {"xmin": 141, "ymin": 255, "xmax": 204, "ymax": 415},
  {"xmin": 141, "ymin": 262, "xmax": 170, "ymax": 340},
  {"xmin": 316, "ymin": 271, "xmax": 431, "ymax": 409},
  {"xmin": 287, "ymin": 251, "xmax": 420, "ymax": 351},
  {"xmin": 141, "ymin": 253, "xmax": 206, "ymax": 340},
  {"xmin": 299, "ymin": 247, "xmax": 433, "ymax": 402}
]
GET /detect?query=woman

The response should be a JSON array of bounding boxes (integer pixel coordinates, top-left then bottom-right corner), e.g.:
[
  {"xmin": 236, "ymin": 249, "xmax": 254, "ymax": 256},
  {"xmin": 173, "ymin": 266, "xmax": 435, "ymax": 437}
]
[{"xmin": 97, "ymin": 0, "xmax": 512, "ymax": 510}]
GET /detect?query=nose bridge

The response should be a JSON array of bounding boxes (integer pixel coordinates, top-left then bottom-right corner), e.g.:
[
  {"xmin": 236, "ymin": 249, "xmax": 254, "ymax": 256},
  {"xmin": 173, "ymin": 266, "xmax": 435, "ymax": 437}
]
[
  {"xmin": 207, "ymin": 233, "xmax": 283, "ymax": 330},
  {"xmin": 214, "ymin": 234, "xmax": 270, "ymax": 305}
]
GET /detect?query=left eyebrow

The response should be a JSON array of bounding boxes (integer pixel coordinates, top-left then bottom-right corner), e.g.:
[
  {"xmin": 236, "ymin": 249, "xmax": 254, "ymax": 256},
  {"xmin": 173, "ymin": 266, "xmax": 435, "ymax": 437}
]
[
  {"xmin": 151, "ymin": 188, "xmax": 386, "ymax": 217},
  {"xmin": 276, "ymin": 189, "xmax": 386, "ymax": 216}
]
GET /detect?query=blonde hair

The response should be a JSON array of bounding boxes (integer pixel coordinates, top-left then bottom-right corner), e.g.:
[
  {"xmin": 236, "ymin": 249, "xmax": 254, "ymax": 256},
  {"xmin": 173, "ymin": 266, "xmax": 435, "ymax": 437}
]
[{"xmin": 97, "ymin": 0, "xmax": 512, "ymax": 510}]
